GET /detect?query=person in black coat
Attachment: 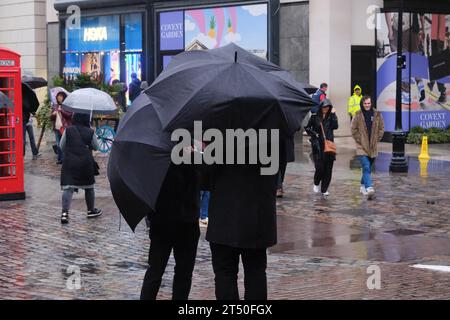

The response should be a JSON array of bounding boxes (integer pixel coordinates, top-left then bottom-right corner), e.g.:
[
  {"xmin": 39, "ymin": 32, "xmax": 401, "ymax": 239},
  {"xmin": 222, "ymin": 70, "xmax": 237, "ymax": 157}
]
[
  {"xmin": 140, "ymin": 159, "xmax": 201, "ymax": 300},
  {"xmin": 304, "ymin": 98, "xmax": 338, "ymax": 198},
  {"xmin": 128, "ymin": 73, "xmax": 142, "ymax": 103},
  {"xmin": 206, "ymin": 158, "xmax": 278, "ymax": 300},
  {"xmin": 59, "ymin": 113, "xmax": 102, "ymax": 223}
]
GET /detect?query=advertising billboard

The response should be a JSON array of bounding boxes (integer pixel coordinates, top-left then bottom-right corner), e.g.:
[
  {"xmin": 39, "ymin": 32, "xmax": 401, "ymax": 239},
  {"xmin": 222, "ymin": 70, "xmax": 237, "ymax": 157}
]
[{"xmin": 376, "ymin": 12, "xmax": 450, "ymax": 131}]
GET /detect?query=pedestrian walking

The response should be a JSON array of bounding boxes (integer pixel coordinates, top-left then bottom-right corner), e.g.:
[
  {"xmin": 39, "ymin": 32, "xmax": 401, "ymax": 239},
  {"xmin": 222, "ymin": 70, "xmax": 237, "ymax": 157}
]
[
  {"xmin": 276, "ymin": 136, "xmax": 294, "ymax": 198},
  {"xmin": 22, "ymin": 84, "xmax": 41, "ymax": 160},
  {"xmin": 311, "ymin": 83, "xmax": 328, "ymax": 106},
  {"xmin": 128, "ymin": 73, "xmax": 142, "ymax": 103},
  {"xmin": 347, "ymin": 84, "xmax": 363, "ymax": 122},
  {"xmin": 351, "ymin": 95, "xmax": 385, "ymax": 200},
  {"xmin": 51, "ymin": 91, "xmax": 73, "ymax": 164},
  {"xmin": 305, "ymin": 98, "xmax": 338, "ymax": 199},
  {"xmin": 59, "ymin": 113, "xmax": 102, "ymax": 224},
  {"xmin": 140, "ymin": 160, "xmax": 201, "ymax": 300}
]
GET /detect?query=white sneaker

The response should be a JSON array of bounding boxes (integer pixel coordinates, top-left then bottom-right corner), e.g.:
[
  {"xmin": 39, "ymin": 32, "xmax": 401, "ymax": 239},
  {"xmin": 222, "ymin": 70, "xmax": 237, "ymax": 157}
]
[
  {"xmin": 322, "ymin": 191, "xmax": 330, "ymax": 199},
  {"xmin": 366, "ymin": 187, "xmax": 375, "ymax": 199},
  {"xmin": 360, "ymin": 185, "xmax": 368, "ymax": 195},
  {"xmin": 199, "ymin": 218, "xmax": 208, "ymax": 227},
  {"xmin": 313, "ymin": 185, "xmax": 320, "ymax": 193}
]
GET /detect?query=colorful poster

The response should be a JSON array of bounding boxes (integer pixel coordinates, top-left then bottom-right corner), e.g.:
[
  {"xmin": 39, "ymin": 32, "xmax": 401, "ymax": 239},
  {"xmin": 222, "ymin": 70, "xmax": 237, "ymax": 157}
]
[
  {"xmin": 81, "ymin": 52, "xmax": 102, "ymax": 81},
  {"xmin": 184, "ymin": 4, "xmax": 268, "ymax": 58},
  {"xmin": 376, "ymin": 12, "xmax": 450, "ymax": 131},
  {"xmin": 104, "ymin": 52, "xmax": 120, "ymax": 85},
  {"xmin": 63, "ymin": 53, "xmax": 81, "ymax": 82}
]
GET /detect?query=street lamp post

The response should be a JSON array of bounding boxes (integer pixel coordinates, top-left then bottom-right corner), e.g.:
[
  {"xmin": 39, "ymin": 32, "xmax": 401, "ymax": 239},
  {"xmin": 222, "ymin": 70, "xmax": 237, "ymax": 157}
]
[{"xmin": 389, "ymin": 0, "xmax": 409, "ymax": 173}]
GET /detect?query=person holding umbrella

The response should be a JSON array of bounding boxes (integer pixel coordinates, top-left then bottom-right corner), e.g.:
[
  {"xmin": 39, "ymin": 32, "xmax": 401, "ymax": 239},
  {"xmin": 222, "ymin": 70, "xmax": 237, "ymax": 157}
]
[
  {"xmin": 22, "ymin": 84, "xmax": 41, "ymax": 159},
  {"xmin": 59, "ymin": 113, "xmax": 102, "ymax": 224},
  {"xmin": 140, "ymin": 153, "xmax": 201, "ymax": 300},
  {"xmin": 51, "ymin": 91, "xmax": 73, "ymax": 164},
  {"xmin": 305, "ymin": 98, "xmax": 338, "ymax": 199}
]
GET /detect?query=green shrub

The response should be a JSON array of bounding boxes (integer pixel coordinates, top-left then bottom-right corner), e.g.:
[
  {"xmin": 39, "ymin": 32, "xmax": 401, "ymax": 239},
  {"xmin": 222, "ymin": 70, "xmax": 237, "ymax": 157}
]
[{"xmin": 407, "ymin": 127, "xmax": 450, "ymax": 144}]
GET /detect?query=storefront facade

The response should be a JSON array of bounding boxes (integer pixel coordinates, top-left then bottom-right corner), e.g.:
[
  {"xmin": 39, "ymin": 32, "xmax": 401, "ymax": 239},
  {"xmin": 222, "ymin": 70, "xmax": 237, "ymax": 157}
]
[
  {"xmin": 54, "ymin": 0, "xmax": 279, "ymax": 86},
  {"xmin": 56, "ymin": 1, "xmax": 147, "ymax": 94}
]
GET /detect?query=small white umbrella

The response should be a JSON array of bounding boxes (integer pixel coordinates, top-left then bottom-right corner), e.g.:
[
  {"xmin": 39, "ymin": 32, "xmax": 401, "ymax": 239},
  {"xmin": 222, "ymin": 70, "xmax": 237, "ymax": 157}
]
[
  {"xmin": 62, "ymin": 88, "xmax": 117, "ymax": 118},
  {"xmin": 50, "ymin": 87, "xmax": 70, "ymax": 105}
]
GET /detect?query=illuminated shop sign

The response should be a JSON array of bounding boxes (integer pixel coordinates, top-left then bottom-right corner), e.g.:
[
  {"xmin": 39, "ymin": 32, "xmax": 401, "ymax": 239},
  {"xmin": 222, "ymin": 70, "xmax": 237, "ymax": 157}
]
[{"xmin": 83, "ymin": 27, "xmax": 108, "ymax": 42}]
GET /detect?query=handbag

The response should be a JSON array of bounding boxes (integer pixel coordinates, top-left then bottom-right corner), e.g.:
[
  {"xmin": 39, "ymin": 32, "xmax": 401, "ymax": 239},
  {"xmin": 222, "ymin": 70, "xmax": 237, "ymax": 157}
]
[
  {"xmin": 55, "ymin": 111, "xmax": 63, "ymax": 131},
  {"xmin": 320, "ymin": 122, "xmax": 337, "ymax": 155}
]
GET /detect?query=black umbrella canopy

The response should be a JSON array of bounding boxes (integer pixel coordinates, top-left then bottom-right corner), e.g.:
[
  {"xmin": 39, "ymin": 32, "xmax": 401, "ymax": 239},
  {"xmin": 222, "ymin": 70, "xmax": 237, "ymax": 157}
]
[
  {"xmin": 22, "ymin": 75, "xmax": 47, "ymax": 89},
  {"xmin": 108, "ymin": 93, "xmax": 174, "ymax": 230},
  {"xmin": 269, "ymin": 71, "xmax": 317, "ymax": 95},
  {"xmin": 165, "ymin": 42, "xmax": 280, "ymax": 73},
  {"xmin": 22, "ymin": 83, "xmax": 40, "ymax": 114},
  {"xmin": 147, "ymin": 55, "xmax": 314, "ymax": 136}
]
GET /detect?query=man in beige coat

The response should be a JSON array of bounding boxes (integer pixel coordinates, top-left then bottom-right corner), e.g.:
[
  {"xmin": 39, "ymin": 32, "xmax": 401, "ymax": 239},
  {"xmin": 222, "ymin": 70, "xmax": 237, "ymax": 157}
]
[{"xmin": 351, "ymin": 96, "xmax": 385, "ymax": 199}]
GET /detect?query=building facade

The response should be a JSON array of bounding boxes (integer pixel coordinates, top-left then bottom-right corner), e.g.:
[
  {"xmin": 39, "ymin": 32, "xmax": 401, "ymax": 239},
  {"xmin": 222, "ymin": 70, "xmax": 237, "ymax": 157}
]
[{"xmin": 11, "ymin": 0, "xmax": 447, "ymax": 135}]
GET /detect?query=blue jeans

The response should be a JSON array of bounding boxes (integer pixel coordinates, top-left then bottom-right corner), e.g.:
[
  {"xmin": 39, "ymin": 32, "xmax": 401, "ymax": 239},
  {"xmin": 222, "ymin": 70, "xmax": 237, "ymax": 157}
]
[
  {"xmin": 23, "ymin": 122, "xmax": 39, "ymax": 156},
  {"xmin": 359, "ymin": 156, "xmax": 375, "ymax": 188},
  {"xmin": 200, "ymin": 191, "xmax": 210, "ymax": 220}
]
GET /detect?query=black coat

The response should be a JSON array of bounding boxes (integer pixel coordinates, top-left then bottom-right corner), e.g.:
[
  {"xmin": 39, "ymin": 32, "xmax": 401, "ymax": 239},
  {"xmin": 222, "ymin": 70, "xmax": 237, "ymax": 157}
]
[
  {"xmin": 153, "ymin": 163, "xmax": 200, "ymax": 225},
  {"xmin": 206, "ymin": 164, "xmax": 278, "ymax": 249},
  {"xmin": 305, "ymin": 109, "xmax": 338, "ymax": 160},
  {"xmin": 128, "ymin": 79, "xmax": 142, "ymax": 102},
  {"xmin": 61, "ymin": 125, "xmax": 96, "ymax": 186}
]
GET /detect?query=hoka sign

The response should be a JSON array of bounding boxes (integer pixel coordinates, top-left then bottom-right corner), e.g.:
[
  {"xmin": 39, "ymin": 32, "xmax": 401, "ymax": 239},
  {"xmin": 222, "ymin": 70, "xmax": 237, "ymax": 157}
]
[{"xmin": 83, "ymin": 27, "xmax": 108, "ymax": 42}]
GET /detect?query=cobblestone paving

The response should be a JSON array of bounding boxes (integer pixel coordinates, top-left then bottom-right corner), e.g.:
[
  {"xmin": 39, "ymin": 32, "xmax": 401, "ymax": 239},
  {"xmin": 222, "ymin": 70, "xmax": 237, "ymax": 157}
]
[{"xmin": 1, "ymin": 140, "xmax": 450, "ymax": 300}]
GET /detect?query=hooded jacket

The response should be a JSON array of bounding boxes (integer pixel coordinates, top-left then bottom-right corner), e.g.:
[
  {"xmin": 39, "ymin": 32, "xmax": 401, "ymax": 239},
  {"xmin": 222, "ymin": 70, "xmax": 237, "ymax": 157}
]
[
  {"xmin": 305, "ymin": 99, "xmax": 339, "ymax": 160},
  {"xmin": 351, "ymin": 102, "xmax": 385, "ymax": 158},
  {"xmin": 347, "ymin": 85, "xmax": 362, "ymax": 118}
]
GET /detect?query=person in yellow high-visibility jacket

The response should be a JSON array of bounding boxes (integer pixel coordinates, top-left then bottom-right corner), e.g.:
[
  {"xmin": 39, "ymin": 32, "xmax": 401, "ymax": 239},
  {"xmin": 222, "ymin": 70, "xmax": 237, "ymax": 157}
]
[{"xmin": 347, "ymin": 85, "xmax": 362, "ymax": 121}]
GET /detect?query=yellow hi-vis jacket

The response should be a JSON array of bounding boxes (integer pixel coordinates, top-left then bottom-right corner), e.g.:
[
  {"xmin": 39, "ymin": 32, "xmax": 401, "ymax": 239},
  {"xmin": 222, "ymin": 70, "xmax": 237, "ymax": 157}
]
[{"xmin": 347, "ymin": 85, "xmax": 362, "ymax": 118}]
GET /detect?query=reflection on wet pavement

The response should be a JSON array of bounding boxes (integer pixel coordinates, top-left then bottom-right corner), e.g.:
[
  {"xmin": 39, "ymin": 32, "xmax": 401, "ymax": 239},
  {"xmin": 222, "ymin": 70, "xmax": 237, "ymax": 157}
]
[{"xmin": 271, "ymin": 216, "xmax": 450, "ymax": 263}]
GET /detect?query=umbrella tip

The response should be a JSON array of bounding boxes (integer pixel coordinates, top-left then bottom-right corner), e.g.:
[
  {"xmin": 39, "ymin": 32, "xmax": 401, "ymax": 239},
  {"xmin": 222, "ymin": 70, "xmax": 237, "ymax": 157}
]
[{"xmin": 234, "ymin": 51, "xmax": 237, "ymax": 63}]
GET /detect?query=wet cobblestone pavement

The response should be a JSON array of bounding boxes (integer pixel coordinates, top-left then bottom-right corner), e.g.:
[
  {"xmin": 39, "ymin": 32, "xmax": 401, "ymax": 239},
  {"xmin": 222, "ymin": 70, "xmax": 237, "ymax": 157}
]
[{"xmin": 1, "ymin": 136, "xmax": 450, "ymax": 300}]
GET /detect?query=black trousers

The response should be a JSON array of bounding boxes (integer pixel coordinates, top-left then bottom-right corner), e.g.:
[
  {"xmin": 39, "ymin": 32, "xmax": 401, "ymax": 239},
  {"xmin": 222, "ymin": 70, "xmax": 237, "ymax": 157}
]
[
  {"xmin": 210, "ymin": 243, "xmax": 267, "ymax": 300},
  {"xmin": 140, "ymin": 222, "xmax": 200, "ymax": 300},
  {"xmin": 277, "ymin": 160, "xmax": 287, "ymax": 189},
  {"xmin": 313, "ymin": 154, "xmax": 335, "ymax": 193}
]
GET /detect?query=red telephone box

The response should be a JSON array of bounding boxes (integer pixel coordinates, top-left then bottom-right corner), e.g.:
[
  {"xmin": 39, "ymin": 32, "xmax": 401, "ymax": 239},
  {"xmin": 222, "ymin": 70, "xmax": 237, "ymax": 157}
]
[{"xmin": 0, "ymin": 48, "xmax": 25, "ymax": 200}]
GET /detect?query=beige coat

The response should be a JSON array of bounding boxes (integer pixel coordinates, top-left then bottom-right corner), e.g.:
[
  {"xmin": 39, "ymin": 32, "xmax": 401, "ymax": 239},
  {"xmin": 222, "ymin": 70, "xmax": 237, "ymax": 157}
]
[{"xmin": 351, "ymin": 110, "xmax": 385, "ymax": 158}]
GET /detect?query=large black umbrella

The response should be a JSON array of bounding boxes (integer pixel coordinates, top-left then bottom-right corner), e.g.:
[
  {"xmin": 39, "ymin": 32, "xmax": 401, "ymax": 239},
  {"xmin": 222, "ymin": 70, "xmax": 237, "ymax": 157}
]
[
  {"xmin": 269, "ymin": 71, "xmax": 318, "ymax": 95},
  {"xmin": 22, "ymin": 83, "xmax": 40, "ymax": 115},
  {"xmin": 146, "ymin": 44, "xmax": 314, "ymax": 135},
  {"xmin": 110, "ymin": 44, "xmax": 314, "ymax": 231},
  {"xmin": 108, "ymin": 93, "xmax": 174, "ymax": 230},
  {"xmin": 22, "ymin": 75, "xmax": 47, "ymax": 89},
  {"xmin": 166, "ymin": 42, "xmax": 280, "ymax": 73},
  {"xmin": 166, "ymin": 43, "xmax": 316, "ymax": 95}
]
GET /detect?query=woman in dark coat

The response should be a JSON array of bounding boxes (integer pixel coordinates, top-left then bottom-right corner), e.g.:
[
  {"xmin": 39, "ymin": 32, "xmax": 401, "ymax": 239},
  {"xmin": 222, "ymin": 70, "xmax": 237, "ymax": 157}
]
[
  {"xmin": 304, "ymin": 98, "xmax": 338, "ymax": 199},
  {"xmin": 60, "ymin": 113, "xmax": 102, "ymax": 224}
]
